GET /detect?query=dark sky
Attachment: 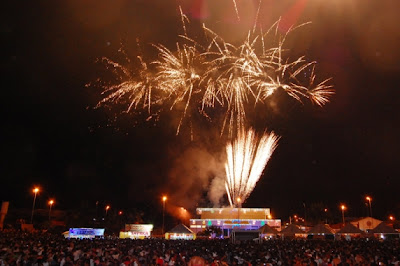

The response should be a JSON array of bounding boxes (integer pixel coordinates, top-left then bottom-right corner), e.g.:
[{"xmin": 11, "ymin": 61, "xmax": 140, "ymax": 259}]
[{"xmin": 3, "ymin": 0, "xmax": 400, "ymax": 221}]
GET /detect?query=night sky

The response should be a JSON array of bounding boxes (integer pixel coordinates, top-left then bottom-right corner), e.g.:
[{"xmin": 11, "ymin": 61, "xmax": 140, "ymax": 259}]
[{"xmin": 4, "ymin": 0, "xmax": 400, "ymax": 221}]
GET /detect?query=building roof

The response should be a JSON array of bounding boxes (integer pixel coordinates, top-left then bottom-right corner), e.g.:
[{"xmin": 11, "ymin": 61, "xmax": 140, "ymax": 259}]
[
  {"xmin": 370, "ymin": 222, "xmax": 398, "ymax": 234},
  {"xmin": 388, "ymin": 220, "xmax": 400, "ymax": 230},
  {"xmin": 280, "ymin": 224, "xmax": 304, "ymax": 234},
  {"xmin": 350, "ymin": 217, "xmax": 382, "ymax": 224},
  {"xmin": 167, "ymin": 224, "xmax": 194, "ymax": 234},
  {"xmin": 337, "ymin": 223, "xmax": 364, "ymax": 234},
  {"xmin": 307, "ymin": 224, "xmax": 334, "ymax": 234},
  {"xmin": 329, "ymin": 223, "xmax": 344, "ymax": 230},
  {"xmin": 196, "ymin": 207, "xmax": 270, "ymax": 220},
  {"xmin": 259, "ymin": 224, "xmax": 278, "ymax": 234}
]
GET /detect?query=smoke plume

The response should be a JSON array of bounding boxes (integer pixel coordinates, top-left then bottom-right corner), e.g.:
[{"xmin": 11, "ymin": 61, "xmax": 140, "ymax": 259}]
[{"xmin": 166, "ymin": 143, "xmax": 226, "ymax": 208}]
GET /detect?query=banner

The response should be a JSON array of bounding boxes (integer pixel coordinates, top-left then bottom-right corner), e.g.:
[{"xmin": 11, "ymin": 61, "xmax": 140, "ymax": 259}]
[{"xmin": 125, "ymin": 224, "xmax": 153, "ymax": 232}]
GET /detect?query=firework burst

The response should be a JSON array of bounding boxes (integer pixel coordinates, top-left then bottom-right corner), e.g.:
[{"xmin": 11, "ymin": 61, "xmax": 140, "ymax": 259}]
[
  {"xmin": 96, "ymin": 13, "xmax": 333, "ymax": 137},
  {"xmin": 96, "ymin": 56, "xmax": 155, "ymax": 114},
  {"xmin": 225, "ymin": 129, "xmax": 279, "ymax": 207},
  {"xmin": 94, "ymin": 4, "xmax": 334, "ymax": 206}
]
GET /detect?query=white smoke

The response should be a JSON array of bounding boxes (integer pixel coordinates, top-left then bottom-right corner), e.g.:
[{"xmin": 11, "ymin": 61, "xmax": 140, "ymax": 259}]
[
  {"xmin": 208, "ymin": 175, "xmax": 226, "ymax": 207},
  {"xmin": 166, "ymin": 144, "xmax": 226, "ymax": 208}
]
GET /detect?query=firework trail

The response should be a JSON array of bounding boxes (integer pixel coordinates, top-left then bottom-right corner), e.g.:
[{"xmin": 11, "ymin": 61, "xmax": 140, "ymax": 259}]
[
  {"xmin": 94, "ymin": 3, "xmax": 334, "ymax": 205},
  {"xmin": 96, "ymin": 14, "xmax": 333, "ymax": 137},
  {"xmin": 232, "ymin": 0, "xmax": 240, "ymax": 21},
  {"xmin": 96, "ymin": 56, "xmax": 156, "ymax": 114},
  {"xmin": 225, "ymin": 129, "xmax": 279, "ymax": 207}
]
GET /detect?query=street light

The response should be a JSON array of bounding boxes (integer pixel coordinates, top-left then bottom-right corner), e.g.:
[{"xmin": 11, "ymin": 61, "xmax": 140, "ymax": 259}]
[
  {"xmin": 366, "ymin": 196, "xmax": 372, "ymax": 217},
  {"xmin": 340, "ymin": 205, "xmax": 346, "ymax": 226},
  {"xmin": 236, "ymin": 197, "xmax": 241, "ymax": 207},
  {"xmin": 48, "ymin": 199, "xmax": 54, "ymax": 221},
  {"xmin": 30, "ymin": 187, "xmax": 40, "ymax": 224},
  {"xmin": 105, "ymin": 205, "xmax": 110, "ymax": 216},
  {"xmin": 389, "ymin": 215, "xmax": 395, "ymax": 221},
  {"xmin": 324, "ymin": 208, "xmax": 328, "ymax": 224},
  {"xmin": 162, "ymin": 196, "xmax": 167, "ymax": 235},
  {"xmin": 236, "ymin": 197, "xmax": 241, "ymax": 221}
]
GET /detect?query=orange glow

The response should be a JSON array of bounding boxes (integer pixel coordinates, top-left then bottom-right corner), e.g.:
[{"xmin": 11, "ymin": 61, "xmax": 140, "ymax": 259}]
[
  {"xmin": 33, "ymin": 188, "xmax": 39, "ymax": 194},
  {"xmin": 237, "ymin": 197, "xmax": 241, "ymax": 203},
  {"xmin": 48, "ymin": 200, "xmax": 54, "ymax": 206},
  {"xmin": 118, "ymin": 211, "xmax": 123, "ymax": 215},
  {"xmin": 324, "ymin": 208, "xmax": 328, "ymax": 212},
  {"xmin": 294, "ymin": 215, "xmax": 297, "ymax": 219},
  {"xmin": 179, "ymin": 207, "xmax": 190, "ymax": 221},
  {"xmin": 162, "ymin": 196, "xmax": 167, "ymax": 202},
  {"xmin": 366, "ymin": 196, "xmax": 372, "ymax": 202},
  {"xmin": 341, "ymin": 205, "xmax": 346, "ymax": 211},
  {"xmin": 389, "ymin": 216, "xmax": 395, "ymax": 221},
  {"xmin": 105, "ymin": 205, "xmax": 110, "ymax": 210}
]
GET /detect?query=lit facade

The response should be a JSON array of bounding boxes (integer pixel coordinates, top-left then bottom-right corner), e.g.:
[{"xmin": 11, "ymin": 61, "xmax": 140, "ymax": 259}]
[
  {"xmin": 189, "ymin": 208, "xmax": 281, "ymax": 236},
  {"xmin": 165, "ymin": 232, "xmax": 196, "ymax": 240},
  {"xmin": 67, "ymin": 228, "xmax": 105, "ymax": 239},
  {"xmin": 120, "ymin": 224, "xmax": 153, "ymax": 239},
  {"xmin": 350, "ymin": 217, "xmax": 382, "ymax": 232}
]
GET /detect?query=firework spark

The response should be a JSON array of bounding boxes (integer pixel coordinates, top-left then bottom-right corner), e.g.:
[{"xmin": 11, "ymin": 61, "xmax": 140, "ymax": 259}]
[
  {"xmin": 96, "ymin": 15, "xmax": 333, "ymax": 137},
  {"xmin": 96, "ymin": 56, "xmax": 155, "ymax": 114},
  {"xmin": 225, "ymin": 129, "xmax": 279, "ymax": 207},
  {"xmin": 93, "ymin": 5, "xmax": 334, "ymax": 206},
  {"xmin": 232, "ymin": 0, "xmax": 240, "ymax": 21}
]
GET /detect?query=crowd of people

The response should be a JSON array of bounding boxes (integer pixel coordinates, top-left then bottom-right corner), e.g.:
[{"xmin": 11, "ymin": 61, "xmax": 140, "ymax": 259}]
[{"xmin": 0, "ymin": 230, "xmax": 399, "ymax": 265}]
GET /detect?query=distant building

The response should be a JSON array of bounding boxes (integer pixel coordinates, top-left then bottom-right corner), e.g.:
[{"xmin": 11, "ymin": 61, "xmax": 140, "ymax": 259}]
[
  {"xmin": 65, "ymin": 228, "xmax": 105, "ymax": 239},
  {"xmin": 350, "ymin": 217, "xmax": 382, "ymax": 232},
  {"xmin": 370, "ymin": 222, "xmax": 399, "ymax": 239},
  {"xmin": 189, "ymin": 208, "xmax": 281, "ymax": 237},
  {"xmin": 336, "ymin": 223, "xmax": 365, "ymax": 240},
  {"xmin": 120, "ymin": 224, "xmax": 153, "ymax": 239},
  {"xmin": 165, "ymin": 224, "xmax": 196, "ymax": 240},
  {"xmin": 280, "ymin": 224, "xmax": 306, "ymax": 239}
]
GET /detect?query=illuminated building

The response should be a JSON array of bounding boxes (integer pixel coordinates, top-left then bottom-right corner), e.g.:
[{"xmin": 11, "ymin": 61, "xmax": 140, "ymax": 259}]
[
  {"xmin": 189, "ymin": 208, "xmax": 281, "ymax": 237},
  {"xmin": 165, "ymin": 224, "xmax": 196, "ymax": 240},
  {"xmin": 66, "ymin": 228, "xmax": 105, "ymax": 239},
  {"xmin": 350, "ymin": 217, "xmax": 382, "ymax": 232},
  {"xmin": 119, "ymin": 224, "xmax": 153, "ymax": 239}
]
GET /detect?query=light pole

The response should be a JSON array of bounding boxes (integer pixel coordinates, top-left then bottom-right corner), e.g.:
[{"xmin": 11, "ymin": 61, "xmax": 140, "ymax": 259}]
[
  {"xmin": 366, "ymin": 196, "xmax": 372, "ymax": 217},
  {"xmin": 48, "ymin": 200, "xmax": 54, "ymax": 222},
  {"xmin": 30, "ymin": 187, "xmax": 40, "ymax": 224},
  {"xmin": 236, "ymin": 197, "xmax": 241, "ymax": 221},
  {"xmin": 105, "ymin": 205, "xmax": 110, "ymax": 216},
  {"xmin": 162, "ymin": 196, "xmax": 167, "ymax": 236},
  {"xmin": 324, "ymin": 208, "xmax": 328, "ymax": 224},
  {"xmin": 118, "ymin": 210, "xmax": 123, "ymax": 231},
  {"xmin": 341, "ymin": 205, "xmax": 346, "ymax": 226}
]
